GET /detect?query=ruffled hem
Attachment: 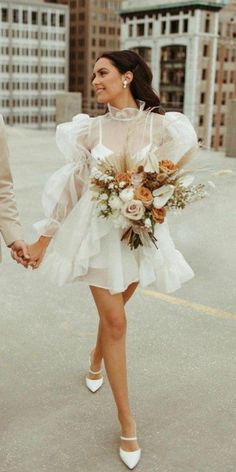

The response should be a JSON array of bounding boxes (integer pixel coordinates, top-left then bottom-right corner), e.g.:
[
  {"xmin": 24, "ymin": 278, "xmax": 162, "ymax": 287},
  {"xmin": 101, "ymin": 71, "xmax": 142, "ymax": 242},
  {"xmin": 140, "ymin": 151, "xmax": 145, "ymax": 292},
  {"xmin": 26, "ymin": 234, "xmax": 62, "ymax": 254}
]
[{"xmin": 39, "ymin": 191, "xmax": 194, "ymax": 294}]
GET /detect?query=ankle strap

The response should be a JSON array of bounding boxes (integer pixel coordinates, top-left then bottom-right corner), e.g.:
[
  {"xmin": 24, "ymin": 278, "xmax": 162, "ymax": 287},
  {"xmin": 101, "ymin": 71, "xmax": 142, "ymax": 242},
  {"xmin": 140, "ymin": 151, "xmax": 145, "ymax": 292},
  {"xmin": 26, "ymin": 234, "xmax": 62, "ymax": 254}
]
[
  {"xmin": 120, "ymin": 436, "xmax": 137, "ymax": 441},
  {"xmin": 89, "ymin": 368, "xmax": 102, "ymax": 375}
]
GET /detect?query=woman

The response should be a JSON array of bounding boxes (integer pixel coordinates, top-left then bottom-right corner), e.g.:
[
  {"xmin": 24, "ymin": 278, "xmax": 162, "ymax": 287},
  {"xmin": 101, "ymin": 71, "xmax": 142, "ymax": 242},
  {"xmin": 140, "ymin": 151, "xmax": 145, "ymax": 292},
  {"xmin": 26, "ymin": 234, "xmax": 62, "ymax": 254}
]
[{"xmin": 28, "ymin": 50, "xmax": 198, "ymax": 469}]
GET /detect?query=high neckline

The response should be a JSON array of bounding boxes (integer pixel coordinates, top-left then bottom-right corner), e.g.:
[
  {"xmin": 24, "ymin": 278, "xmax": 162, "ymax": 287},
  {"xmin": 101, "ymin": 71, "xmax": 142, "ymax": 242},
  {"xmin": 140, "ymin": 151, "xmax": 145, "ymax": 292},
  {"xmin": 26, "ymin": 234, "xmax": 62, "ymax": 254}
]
[{"xmin": 107, "ymin": 100, "xmax": 145, "ymax": 121}]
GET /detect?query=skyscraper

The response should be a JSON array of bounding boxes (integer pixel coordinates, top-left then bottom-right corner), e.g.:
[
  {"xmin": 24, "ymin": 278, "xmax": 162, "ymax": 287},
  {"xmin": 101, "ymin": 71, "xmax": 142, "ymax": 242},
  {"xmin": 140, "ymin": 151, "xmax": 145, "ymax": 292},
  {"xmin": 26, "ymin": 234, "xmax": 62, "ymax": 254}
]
[
  {"xmin": 0, "ymin": 0, "xmax": 69, "ymax": 128},
  {"xmin": 45, "ymin": 0, "xmax": 121, "ymax": 115}
]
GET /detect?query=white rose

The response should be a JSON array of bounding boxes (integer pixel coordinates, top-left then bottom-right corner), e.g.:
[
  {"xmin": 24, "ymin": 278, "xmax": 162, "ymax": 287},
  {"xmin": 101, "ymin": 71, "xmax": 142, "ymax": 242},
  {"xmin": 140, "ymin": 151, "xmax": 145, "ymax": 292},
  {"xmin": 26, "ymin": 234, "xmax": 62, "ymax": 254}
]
[
  {"xmin": 109, "ymin": 195, "xmax": 123, "ymax": 210},
  {"xmin": 100, "ymin": 193, "xmax": 108, "ymax": 200},
  {"xmin": 119, "ymin": 187, "xmax": 135, "ymax": 202},
  {"xmin": 122, "ymin": 199, "xmax": 144, "ymax": 221}
]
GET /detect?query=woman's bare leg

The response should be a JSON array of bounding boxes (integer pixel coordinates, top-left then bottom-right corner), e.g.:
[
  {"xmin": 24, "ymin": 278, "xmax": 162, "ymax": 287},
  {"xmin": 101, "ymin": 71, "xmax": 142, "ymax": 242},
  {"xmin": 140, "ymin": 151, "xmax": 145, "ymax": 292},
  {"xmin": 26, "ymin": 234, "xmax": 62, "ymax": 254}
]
[
  {"xmin": 88, "ymin": 282, "xmax": 139, "ymax": 380},
  {"xmin": 89, "ymin": 285, "xmax": 139, "ymax": 452}
]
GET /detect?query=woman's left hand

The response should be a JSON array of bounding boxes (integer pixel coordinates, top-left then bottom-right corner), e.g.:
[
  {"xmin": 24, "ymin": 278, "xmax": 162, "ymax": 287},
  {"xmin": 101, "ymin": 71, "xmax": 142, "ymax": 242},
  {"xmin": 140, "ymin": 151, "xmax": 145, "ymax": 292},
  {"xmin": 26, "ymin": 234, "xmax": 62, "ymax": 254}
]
[{"xmin": 28, "ymin": 236, "xmax": 51, "ymax": 269}]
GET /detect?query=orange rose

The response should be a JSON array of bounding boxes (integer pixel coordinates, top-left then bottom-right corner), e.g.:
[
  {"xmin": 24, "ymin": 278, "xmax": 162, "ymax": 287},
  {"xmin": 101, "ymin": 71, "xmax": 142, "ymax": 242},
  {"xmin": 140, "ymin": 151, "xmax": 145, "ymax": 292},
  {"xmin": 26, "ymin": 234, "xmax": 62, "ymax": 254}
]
[
  {"xmin": 135, "ymin": 186, "xmax": 153, "ymax": 207},
  {"xmin": 152, "ymin": 207, "xmax": 166, "ymax": 224},
  {"xmin": 115, "ymin": 173, "xmax": 131, "ymax": 187},
  {"xmin": 159, "ymin": 160, "xmax": 177, "ymax": 173}
]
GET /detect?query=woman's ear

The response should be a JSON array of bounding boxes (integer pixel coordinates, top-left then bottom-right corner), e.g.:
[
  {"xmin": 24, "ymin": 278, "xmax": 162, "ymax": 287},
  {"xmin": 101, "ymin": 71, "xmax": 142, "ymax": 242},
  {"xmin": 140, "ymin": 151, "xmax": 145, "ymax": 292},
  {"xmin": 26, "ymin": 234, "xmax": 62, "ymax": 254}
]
[{"xmin": 123, "ymin": 71, "xmax": 134, "ymax": 85}]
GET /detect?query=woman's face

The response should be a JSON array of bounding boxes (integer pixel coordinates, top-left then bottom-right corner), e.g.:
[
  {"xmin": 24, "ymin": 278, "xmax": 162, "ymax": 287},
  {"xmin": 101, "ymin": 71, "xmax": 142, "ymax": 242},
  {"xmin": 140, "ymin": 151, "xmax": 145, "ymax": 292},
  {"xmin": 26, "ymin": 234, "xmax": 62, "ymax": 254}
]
[{"xmin": 92, "ymin": 57, "xmax": 126, "ymax": 104}]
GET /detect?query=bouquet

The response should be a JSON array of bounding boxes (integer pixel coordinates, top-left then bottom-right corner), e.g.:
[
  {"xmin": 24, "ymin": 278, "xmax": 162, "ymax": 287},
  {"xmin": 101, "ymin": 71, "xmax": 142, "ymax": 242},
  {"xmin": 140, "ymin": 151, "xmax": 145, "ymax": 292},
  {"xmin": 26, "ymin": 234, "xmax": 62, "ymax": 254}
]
[{"xmin": 90, "ymin": 148, "xmax": 207, "ymax": 250}]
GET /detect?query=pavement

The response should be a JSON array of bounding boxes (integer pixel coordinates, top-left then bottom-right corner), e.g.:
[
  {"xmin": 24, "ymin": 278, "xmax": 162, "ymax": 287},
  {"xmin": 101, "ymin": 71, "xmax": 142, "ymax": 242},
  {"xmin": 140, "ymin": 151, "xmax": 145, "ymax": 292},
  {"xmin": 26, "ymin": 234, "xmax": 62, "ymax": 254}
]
[{"xmin": 0, "ymin": 126, "xmax": 236, "ymax": 472}]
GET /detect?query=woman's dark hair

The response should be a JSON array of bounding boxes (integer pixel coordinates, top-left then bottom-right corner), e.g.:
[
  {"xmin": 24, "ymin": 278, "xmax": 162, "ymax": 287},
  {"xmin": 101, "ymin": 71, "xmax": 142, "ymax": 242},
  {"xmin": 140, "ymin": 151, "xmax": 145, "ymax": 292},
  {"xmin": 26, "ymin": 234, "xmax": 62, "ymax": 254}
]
[{"xmin": 96, "ymin": 50, "xmax": 165, "ymax": 115}]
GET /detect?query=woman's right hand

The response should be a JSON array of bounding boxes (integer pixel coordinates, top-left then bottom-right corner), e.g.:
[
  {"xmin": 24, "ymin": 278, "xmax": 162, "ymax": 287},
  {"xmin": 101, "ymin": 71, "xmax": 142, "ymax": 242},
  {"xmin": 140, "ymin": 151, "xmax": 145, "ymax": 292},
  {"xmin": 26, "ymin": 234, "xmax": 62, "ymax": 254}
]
[{"xmin": 28, "ymin": 236, "xmax": 52, "ymax": 269}]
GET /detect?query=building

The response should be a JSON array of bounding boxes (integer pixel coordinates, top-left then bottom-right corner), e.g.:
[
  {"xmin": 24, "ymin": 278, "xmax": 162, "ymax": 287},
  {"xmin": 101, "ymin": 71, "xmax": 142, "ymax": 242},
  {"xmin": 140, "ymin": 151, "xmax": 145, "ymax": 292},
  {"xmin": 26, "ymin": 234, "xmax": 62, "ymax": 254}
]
[
  {"xmin": 0, "ymin": 0, "xmax": 69, "ymax": 128},
  {"xmin": 45, "ymin": 0, "xmax": 121, "ymax": 115},
  {"xmin": 120, "ymin": 0, "xmax": 236, "ymax": 150},
  {"xmin": 213, "ymin": 0, "xmax": 236, "ymax": 150}
]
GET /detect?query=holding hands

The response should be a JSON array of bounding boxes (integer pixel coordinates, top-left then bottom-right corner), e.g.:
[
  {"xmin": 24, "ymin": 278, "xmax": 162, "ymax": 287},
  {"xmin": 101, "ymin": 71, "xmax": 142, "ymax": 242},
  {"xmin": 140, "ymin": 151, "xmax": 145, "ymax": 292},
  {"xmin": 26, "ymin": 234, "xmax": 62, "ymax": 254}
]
[{"xmin": 9, "ymin": 236, "xmax": 51, "ymax": 269}]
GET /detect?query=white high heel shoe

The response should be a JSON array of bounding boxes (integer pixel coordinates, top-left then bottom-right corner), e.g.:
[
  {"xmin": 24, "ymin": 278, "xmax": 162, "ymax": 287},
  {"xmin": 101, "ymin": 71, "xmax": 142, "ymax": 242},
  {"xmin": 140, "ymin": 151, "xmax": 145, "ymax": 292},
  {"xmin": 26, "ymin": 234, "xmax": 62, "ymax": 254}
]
[
  {"xmin": 119, "ymin": 435, "xmax": 141, "ymax": 469},
  {"xmin": 85, "ymin": 353, "xmax": 104, "ymax": 393}
]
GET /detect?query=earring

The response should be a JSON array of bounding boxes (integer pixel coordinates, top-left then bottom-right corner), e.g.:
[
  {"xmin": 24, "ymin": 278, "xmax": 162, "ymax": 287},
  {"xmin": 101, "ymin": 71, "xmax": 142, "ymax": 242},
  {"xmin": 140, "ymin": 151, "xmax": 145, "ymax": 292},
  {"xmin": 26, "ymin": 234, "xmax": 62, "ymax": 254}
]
[{"xmin": 123, "ymin": 79, "xmax": 128, "ymax": 89}]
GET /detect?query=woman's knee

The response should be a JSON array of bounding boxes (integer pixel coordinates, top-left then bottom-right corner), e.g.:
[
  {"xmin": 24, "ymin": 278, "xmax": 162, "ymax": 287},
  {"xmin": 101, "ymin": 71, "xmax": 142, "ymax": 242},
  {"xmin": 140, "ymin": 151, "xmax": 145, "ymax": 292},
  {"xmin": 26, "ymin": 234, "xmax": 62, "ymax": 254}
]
[{"xmin": 101, "ymin": 310, "xmax": 126, "ymax": 340}]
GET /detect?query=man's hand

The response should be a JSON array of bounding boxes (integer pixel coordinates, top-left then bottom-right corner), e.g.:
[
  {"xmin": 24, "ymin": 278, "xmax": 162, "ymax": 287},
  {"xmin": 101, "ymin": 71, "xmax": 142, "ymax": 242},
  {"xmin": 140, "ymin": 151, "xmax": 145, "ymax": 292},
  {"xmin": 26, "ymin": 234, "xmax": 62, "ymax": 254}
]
[{"xmin": 9, "ymin": 240, "xmax": 30, "ymax": 267}]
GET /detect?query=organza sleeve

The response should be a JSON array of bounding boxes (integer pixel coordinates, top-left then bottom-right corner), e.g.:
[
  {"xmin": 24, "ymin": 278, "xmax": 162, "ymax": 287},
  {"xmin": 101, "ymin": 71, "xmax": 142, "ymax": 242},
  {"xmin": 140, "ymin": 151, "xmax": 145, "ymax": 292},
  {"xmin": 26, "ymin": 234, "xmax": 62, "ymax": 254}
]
[
  {"xmin": 157, "ymin": 112, "xmax": 198, "ymax": 163},
  {"xmin": 34, "ymin": 114, "xmax": 91, "ymax": 237}
]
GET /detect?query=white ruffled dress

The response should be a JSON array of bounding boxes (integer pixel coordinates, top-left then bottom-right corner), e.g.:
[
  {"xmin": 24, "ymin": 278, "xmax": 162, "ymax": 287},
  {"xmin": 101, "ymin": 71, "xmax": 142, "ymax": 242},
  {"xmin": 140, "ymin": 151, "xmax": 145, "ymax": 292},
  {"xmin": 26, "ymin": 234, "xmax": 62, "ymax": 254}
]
[{"xmin": 35, "ymin": 101, "xmax": 198, "ymax": 294}]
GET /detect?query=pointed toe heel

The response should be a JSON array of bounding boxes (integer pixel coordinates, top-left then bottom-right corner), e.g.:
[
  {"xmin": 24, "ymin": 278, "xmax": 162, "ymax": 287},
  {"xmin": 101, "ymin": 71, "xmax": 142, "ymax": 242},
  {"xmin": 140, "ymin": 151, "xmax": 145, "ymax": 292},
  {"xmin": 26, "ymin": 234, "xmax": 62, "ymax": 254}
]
[
  {"xmin": 119, "ymin": 435, "xmax": 141, "ymax": 469},
  {"xmin": 85, "ymin": 372, "xmax": 104, "ymax": 393},
  {"xmin": 85, "ymin": 352, "xmax": 104, "ymax": 393}
]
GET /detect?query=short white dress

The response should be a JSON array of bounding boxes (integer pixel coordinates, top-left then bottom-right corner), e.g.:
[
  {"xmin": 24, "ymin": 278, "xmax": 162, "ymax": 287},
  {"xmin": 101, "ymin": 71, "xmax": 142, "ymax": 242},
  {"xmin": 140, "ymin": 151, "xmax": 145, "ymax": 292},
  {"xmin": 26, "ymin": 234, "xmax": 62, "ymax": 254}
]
[{"xmin": 35, "ymin": 100, "xmax": 198, "ymax": 294}]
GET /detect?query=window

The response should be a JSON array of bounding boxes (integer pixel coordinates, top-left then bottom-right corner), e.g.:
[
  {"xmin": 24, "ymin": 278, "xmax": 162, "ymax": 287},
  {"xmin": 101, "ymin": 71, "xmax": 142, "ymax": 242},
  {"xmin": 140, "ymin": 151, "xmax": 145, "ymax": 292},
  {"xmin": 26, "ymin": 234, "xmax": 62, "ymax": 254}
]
[
  {"xmin": 205, "ymin": 18, "xmax": 210, "ymax": 33},
  {"xmin": 1, "ymin": 8, "xmax": 8, "ymax": 22},
  {"xmin": 129, "ymin": 24, "xmax": 133, "ymax": 37},
  {"xmin": 13, "ymin": 9, "xmax": 19, "ymax": 23},
  {"xmin": 170, "ymin": 20, "xmax": 179, "ymax": 34},
  {"xmin": 51, "ymin": 13, "xmax": 56, "ymax": 26},
  {"xmin": 220, "ymin": 114, "xmax": 225, "ymax": 126},
  {"xmin": 203, "ymin": 44, "xmax": 208, "ymax": 57},
  {"xmin": 199, "ymin": 115, "xmax": 204, "ymax": 126},
  {"xmin": 148, "ymin": 23, "xmax": 153, "ymax": 35},
  {"xmin": 59, "ymin": 14, "xmax": 65, "ymax": 27},
  {"xmin": 202, "ymin": 69, "xmax": 207, "ymax": 80},
  {"xmin": 200, "ymin": 92, "xmax": 205, "ymax": 104},
  {"xmin": 99, "ymin": 39, "xmax": 106, "ymax": 47},
  {"xmin": 137, "ymin": 23, "xmax": 145, "ymax": 36},
  {"xmin": 42, "ymin": 12, "xmax": 47, "ymax": 26},
  {"xmin": 183, "ymin": 19, "xmax": 188, "ymax": 33},
  {"xmin": 23, "ymin": 10, "xmax": 28, "ymax": 24},
  {"xmin": 161, "ymin": 21, "xmax": 166, "ymax": 34},
  {"xmin": 219, "ymin": 135, "xmax": 224, "ymax": 146},
  {"xmin": 32, "ymin": 11, "xmax": 37, "ymax": 24}
]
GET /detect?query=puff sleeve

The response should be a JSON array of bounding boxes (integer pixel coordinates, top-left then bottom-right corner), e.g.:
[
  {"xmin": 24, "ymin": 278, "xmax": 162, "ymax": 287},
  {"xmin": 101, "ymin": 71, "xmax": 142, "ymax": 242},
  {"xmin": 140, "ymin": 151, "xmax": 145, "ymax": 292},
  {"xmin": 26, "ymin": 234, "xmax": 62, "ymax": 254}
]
[
  {"xmin": 34, "ymin": 114, "xmax": 91, "ymax": 237},
  {"xmin": 158, "ymin": 112, "xmax": 198, "ymax": 163}
]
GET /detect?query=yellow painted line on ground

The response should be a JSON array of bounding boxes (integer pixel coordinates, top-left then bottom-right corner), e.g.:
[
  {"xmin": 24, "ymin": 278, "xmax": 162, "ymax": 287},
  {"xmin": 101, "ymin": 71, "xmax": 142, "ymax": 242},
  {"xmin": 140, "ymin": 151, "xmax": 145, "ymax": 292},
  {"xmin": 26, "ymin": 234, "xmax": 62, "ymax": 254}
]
[{"xmin": 139, "ymin": 289, "xmax": 236, "ymax": 320}]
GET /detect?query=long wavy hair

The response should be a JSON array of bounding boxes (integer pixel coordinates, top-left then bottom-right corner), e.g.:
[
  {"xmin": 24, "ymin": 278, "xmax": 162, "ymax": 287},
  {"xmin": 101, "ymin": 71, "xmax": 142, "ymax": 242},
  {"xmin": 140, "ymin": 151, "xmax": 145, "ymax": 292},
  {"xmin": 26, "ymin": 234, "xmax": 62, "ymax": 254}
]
[{"xmin": 96, "ymin": 50, "xmax": 165, "ymax": 115}]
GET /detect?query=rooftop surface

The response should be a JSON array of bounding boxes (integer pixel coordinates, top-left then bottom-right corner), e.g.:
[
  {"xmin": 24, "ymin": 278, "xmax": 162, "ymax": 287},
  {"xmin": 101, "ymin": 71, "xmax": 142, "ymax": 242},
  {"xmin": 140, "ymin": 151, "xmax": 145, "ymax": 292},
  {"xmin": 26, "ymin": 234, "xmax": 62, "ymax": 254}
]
[{"xmin": 0, "ymin": 126, "xmax": 235, "ymax": 472}]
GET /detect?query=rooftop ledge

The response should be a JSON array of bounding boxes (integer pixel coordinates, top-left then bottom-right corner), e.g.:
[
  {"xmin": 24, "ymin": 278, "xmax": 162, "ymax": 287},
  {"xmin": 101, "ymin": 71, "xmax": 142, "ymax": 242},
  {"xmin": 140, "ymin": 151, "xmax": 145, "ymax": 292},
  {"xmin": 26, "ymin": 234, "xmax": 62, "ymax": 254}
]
[{"xmin": 120, "ymin": 0, "xmax": 229, "ymax": 15}]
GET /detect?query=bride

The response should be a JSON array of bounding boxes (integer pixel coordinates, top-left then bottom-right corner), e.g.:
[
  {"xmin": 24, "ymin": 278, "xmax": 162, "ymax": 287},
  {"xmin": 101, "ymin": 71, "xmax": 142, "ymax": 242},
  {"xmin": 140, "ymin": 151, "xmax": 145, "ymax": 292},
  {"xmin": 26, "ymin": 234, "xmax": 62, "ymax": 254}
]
[{"xmin": 27, "ymin": 50, "xmax": 198, "ymax": 469}]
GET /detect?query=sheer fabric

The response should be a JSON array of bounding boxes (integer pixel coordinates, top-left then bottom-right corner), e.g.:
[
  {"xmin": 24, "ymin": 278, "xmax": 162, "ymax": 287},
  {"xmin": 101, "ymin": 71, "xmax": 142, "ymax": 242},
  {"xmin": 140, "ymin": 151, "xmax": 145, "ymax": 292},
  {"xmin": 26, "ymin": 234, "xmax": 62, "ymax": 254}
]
[{"xmin": 35, "ymin": 102, "xmax": 198, "ymax": 294}]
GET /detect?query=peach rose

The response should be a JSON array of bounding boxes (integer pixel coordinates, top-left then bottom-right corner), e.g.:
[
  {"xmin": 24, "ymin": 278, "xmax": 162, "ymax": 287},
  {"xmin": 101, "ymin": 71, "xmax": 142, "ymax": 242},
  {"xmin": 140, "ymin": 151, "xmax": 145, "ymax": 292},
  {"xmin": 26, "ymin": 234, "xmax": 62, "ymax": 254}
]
[
  {"xmin": 135, "ymin": 186, "xmax": 153, "ymax": 207},
  {"xmin": 115, "ymin": 173, "xmax": 131, "ymax": 187},
  {"xmin": 159, "ymin": 160, "xmax": 177, "ymax": 173},
  {"xmin": 152, "ymin": 207, "xmax": 166, "ymax": 224},
  {"xmin": 122, "ymin": 199, "xmax": 144, "ymax": 221}
]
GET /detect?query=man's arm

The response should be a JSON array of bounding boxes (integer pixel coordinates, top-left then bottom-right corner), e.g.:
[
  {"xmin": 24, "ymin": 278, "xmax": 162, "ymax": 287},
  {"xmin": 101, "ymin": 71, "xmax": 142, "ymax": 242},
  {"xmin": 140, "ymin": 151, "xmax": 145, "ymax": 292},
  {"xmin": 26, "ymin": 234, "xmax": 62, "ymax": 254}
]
[{"xmin": 0, "ymin": 115, "xmax": 29, "ymax": 264}]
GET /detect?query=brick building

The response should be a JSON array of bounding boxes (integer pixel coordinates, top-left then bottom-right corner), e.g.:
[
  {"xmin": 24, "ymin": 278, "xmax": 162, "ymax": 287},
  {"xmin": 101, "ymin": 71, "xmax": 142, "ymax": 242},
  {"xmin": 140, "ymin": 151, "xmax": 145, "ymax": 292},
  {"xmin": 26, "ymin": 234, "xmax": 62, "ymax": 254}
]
[{"xmin": 45, "ymin": 0, "xmax": 121, "ymax": 115}]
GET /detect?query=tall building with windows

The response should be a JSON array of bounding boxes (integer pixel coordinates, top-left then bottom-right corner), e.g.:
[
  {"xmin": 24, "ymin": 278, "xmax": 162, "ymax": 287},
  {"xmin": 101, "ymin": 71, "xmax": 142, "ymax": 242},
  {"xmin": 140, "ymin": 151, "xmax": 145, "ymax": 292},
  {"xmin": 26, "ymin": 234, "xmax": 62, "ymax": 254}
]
[
  {"xmin": 120, "ymin": 0, "xmax": 235, "ymax": 150},
  {"xmin": 45, "ymin": 0, "xmax": 121, "ymax": 115},
  {"xmin": 213, "ymin": 0, "xmax": 236, "ymax": 149},
  {"xmin": 0, "ymin": 0, "xmax": 69, "ymax": 128}
]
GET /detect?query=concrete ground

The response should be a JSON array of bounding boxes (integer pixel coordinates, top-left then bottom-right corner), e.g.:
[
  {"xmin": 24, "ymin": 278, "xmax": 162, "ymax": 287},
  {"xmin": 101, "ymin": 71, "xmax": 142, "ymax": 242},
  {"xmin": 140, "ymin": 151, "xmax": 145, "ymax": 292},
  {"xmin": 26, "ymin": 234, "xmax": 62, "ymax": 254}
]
[{"xmin": 0, "ymin": 126, "xmax": 236, "ymax": 472}]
